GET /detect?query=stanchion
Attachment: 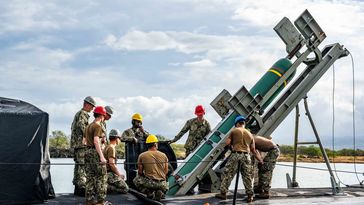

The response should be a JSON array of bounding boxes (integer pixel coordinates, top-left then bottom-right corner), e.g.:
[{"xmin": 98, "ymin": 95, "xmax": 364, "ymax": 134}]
[{"xmin": 233, "ymin": 160, "xmax": 241, "ymax": 205}]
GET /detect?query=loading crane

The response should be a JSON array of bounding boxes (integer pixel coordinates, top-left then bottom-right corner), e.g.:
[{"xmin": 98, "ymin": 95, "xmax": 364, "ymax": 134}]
[{"xmin": 167, "ymin": 9, "xmax": 349, "ymax": 196}]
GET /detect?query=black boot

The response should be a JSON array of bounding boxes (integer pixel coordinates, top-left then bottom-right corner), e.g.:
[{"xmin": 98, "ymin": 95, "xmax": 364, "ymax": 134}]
[
  {"xmin": 256, "ymin": 191, "xmax": 270, "ymax": 199},
  {"xmin": 215, "ymin": 192, "xmax": 227, "ymax": 200},
  {"xmin": 246, "ymin": 194, "xmax": 254, "ymax": 203},
  {"xmin": 254, "ymin": 186, "xmax": 262, "ymax": 194},
  {"xmin": 155, "ymin": 190, "xmax": 164, "ymax": 201},
  {"xmin": 74, "ymin": 185, "xmax": 85, "ymax": 197}
]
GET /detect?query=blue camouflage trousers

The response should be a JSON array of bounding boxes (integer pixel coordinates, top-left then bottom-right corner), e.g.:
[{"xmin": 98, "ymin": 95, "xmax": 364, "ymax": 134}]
[
  {"xmin": 257, "ymin": 147, "xmax": 280, "ymax": 192},
  {"xmin": 133, "ymin": 175, "xmax": 169, "ymax": 193},
  {"xmin": 85, "ymin": 148, "xmax": 107, "ymax": 202},
  {"xmin": 107, "ymin": 172, "xmax": 129, "ymax": 194},
  {"xmin": 220, "ymin": 152, "xmax": 253, "ymax": 195},
  {"xmin": 73, "ymin": 147, "xmax": 86, "ymax": 188}
]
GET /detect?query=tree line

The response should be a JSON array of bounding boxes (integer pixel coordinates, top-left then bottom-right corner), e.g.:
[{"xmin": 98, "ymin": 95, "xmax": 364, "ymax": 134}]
[
  {"xmin": 279, "ymin": 145, "xmax": 364, "ymax": 157},
  {"xmin": 49, "ymin": 130, "xmax": 364, "ymax": 158},
  {"xmin": 48, "ymin": 130, "xmax": 172, "ymax": 158}
]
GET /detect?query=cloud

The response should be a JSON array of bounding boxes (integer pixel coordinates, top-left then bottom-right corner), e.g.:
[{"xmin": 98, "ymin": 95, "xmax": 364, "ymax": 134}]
[
  {"xmin": 231, "ymin": 0, "xmax": 364, "ymax": 36},
  {"xmin": 0, "ymin": 1, "xmax": 70, "ymax": 33},
  {"xmin": 104, "ymin": 31, "xmax": 179, "ymax": 51},
  {"xmin": 104, "ymin": 30, "xmax": 250, "ymax": 54},
  {"xmin": 184, "ymin": 59, "xmax": 216, "ymax": 68},
  {"xmin": 1, "ymin": 0, "xmax": 364, "ymax": 148}
]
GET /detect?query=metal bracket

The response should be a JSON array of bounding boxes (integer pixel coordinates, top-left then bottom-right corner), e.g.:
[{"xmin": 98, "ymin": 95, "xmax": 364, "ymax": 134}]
[
  {"xmin": 274, "ymin": 17, "xmax": 304, "ymax": 58},
  {"xmin": 330, "ymin": 176, "xmax": 344, "ymax": 195},
  {"xmin": 210, "ymin": 89, "xmax": 232, "ymax": 118},
  {"xmin": 247, "ymin": 111, "xmax": 264, "ymax": 134},
  {"xmin": 294, "ymin": 9, "xmax": 326, "ymax": 50},
  {"xmin": 228, "ymin": 85, "xmax": 262, "ymax": 117}
]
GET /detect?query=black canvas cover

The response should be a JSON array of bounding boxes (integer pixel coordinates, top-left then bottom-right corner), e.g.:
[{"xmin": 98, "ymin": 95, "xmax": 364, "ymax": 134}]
[{"xmin": 0, "ymin": 97, "xmax": 55, "ymax": 204}]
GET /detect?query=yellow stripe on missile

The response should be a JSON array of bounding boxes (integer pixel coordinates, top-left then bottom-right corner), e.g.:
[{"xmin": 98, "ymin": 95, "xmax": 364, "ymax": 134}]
[
  {"xmin": 269, "ymin": 69, "xmax": 282, "ymax": 77},
  {"xmin": 269, "ymin": 69, "xmax": 287, "ymax": 87}
]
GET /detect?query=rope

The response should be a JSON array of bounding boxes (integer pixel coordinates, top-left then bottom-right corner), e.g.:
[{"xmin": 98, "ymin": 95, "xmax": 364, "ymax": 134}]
[
  {"xmin": 331, "ymin": 63, "xmax": 350, "ymax": 187},
  {"xmin": 331, "ymin": 54, "xmax": 363, "ymax": 187},
  {"xmin": 0, "ymin": 160, "xmax": 363, "ymax": 176},
  {"xmin": 275, "ymin": 162, "xmax": 364, "ymax": 176},
  {"xmin": 349, "ymin": 51, "xmax": 364, "ymax": 185}
]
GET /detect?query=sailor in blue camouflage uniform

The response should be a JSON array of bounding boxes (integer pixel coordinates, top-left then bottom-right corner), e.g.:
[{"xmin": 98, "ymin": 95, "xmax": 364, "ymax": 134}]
[
  {"xmin": 104, "ymin": 129, "xmax": 129, "ymax": 194},
  {"xmin": 70, "ymin": 96, "xmax": 95, "ymax": 196},
  {"xmin": 84, "ymin": 106, "xmax": 110, "ymax": 205},
  {"xmin": 121, "ymin": 113, "xmax": 149, "ymax": 188},
  {"xmin": 133, "ymin": 134, "xmax": 169, "ymax": 202},
  {"xmin": 121, "ymin": 113, "xmax": 149, "ymax": 143},
  {"xmin": 216, "ymin": 115, "xmax": 263, "ymax": 203},
  {"xmin": 253, "ymin": 135, "xmax": 280, "ymax": 199},
  {"xmin": 170, "ymin": 105, "xmax": 211, "ymax": 158},
  {"xmin": 100, "ymin": 105, "xmax": 114, "ymax": 149}
]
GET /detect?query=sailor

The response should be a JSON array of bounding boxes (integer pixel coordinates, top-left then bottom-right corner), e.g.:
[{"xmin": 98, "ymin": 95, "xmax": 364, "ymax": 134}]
[
  {"xmin": 103, "ymin": 129, "xmax": 129, "ymax": 194},
  {"xmin": 253, "ymin": 135, "xmax": 280, "ymax": 199},
  {"xmin": 170, "ymin": 105, "xmax": 211, "ymax": 158},
  {"xmin": 133, "ymin": 134, "xmax": 169, "ymax": 201},
  {"xmin": 121, "ymin": 113, "xmax": 149, "ymax": 188},
  {"xmin": 70, "ymin": 96, "xmax": 96, "ymax": 196},
  {"xmin": 84, "ymin": 106, "xmax": 110, "ymax": 205},
  {"xmin": 121, "ymin": 113, "xmax": 149, "ymax": 143},
  {"xmin": 216, "ymin": 115, "xmax": 261, "ymax": 203},
  {"xmin": 101, "ymin": 105, "xmax": 114, "ymax": 148}
]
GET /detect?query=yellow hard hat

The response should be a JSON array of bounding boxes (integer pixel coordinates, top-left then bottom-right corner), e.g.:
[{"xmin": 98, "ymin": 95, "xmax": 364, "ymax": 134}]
[
  {"xmin": 146, "ymin": 134, "xmax": 158, "ymax": 144},
  {"xmin": 132, "ymin": 113, "xmax": 143, "ymax": 122}
]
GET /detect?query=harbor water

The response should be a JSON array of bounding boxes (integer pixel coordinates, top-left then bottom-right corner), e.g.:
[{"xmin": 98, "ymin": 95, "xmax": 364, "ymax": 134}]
[{"xmin": 50, "ymin": 158, "xmax": 364, "ymax": 194}]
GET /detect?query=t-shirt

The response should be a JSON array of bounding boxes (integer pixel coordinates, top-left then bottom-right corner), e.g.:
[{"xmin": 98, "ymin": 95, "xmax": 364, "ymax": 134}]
[
  {"xmin": 103, "ymin": 145, "xmax": 116, "ymax": 171},
  {"xmin": 228, "ymin": 127, "xmax": 253, "ymax": 153},
  {"xmin": 138, "ymin": 150, "xmax": 168, "ymax": 181},
  {"xmin": 84, "ymin": 122, "xmax": 103, "ymax": 147}
]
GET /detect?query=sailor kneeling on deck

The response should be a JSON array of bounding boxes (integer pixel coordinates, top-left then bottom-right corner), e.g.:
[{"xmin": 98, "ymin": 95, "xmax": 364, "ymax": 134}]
[
  {"xmin": 103, "ymin": 129, "xmax": 129, "ymax": 194},
  {"xmin": 133, "ymin": 134, "xmax": 169, "ymax": 201}
]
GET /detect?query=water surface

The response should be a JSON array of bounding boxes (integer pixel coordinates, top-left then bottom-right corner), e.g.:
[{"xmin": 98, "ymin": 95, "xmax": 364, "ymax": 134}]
[{"xmin": 50, "ymin": 158, "xmax": 364, "ymax": 193}]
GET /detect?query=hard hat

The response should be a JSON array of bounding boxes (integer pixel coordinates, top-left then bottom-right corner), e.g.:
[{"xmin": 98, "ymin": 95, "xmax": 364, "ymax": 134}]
[
  {"xmin": 105, "ymin": 106, "xmax": 114, "ymax": 115},
  {"xmin": 146, "ymin": 134, "xmax": 158, "ymax": 144},
  {"xmin": 84, "ymin": 96, "xmax": 96, "ymax": 106},
  {"xmin": 195, "ymin": 105, "xmax": 205, "ymax": 115},
  {"xmin": 132, "ymin": 113, "xmax": 143, "ymax": 122},
  {"xmin": 234, "ymin": 115, "xmax": 246, "ymax": 124},
  {"xmin": 109, "ymin": 129, "xmax": 121, "ymax": 139},
  {"xmin": 93, "ymin": 106, "xmax": 107, "ymax": 116}
]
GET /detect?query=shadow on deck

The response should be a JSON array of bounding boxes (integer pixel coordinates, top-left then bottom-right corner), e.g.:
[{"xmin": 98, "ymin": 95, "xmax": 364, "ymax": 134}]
[{"xmin": 39, "ymin": 186, "xmax": 364, "ymax": 205}]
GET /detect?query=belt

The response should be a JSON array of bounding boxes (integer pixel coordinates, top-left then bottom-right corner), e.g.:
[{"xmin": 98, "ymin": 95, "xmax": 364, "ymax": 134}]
[
  {"xmin": 232, "ymin": 151, "xmax": 248, "ymax": 154},
  {"xmin": 150, "ymin": 178, "xmax": 165, "ymax": 182},
  {"xmin": 268, "ymin": 146, "xmax": 279, "ymax": 152}
]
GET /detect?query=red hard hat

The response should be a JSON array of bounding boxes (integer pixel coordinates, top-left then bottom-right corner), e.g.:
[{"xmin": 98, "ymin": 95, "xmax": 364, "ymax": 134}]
[
  {"xmin": 93, "ymin": 106, "xmax": 107, "ymax": 116},
  {"xmin": 195, "ymin": 105, "xmax": 205, "ymax": 115}
]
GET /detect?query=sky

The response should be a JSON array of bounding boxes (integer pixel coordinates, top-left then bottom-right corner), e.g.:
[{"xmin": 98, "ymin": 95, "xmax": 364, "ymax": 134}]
[{"xmin": 1, "ymin": 0, "xmax": 364, "ymax": 149}]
